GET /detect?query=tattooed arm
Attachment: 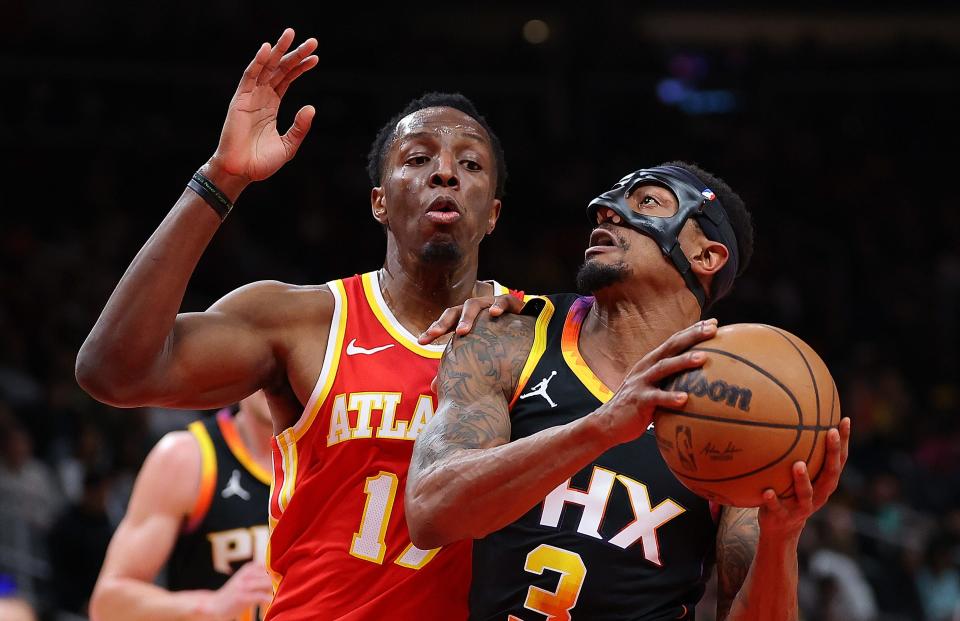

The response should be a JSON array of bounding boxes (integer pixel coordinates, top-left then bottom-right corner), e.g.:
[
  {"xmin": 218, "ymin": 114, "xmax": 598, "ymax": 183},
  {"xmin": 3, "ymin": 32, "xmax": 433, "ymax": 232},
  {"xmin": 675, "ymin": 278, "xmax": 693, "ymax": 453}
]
[
  {"xmin": 406, "ymin": 313, "xmax": 721, "ymax": 549},
  {"xmin": 715, "ymin": 507, "xmax": 762, "ymax": 620},
  {"xmin": 715, "ymin": 505, "xmax": 800, "ymax": 621},
  {"xmin": 405, "ymin": 312, "xmax": 615, "ymax": 550}
]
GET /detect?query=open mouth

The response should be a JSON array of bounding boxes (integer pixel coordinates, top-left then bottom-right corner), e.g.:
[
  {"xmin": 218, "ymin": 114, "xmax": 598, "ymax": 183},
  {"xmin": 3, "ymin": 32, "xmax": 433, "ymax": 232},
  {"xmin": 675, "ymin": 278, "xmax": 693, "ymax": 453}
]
[
  {"xmin": 585, "ymin": 222, "xmax": 622, "ymax": 259},
  {"xmin": 425, "ymin": 196, "xmax": 462, "ymax": 224},
  {"xmin": 589, "ymin": 227, "xmax": 619, "ymax": 248}
]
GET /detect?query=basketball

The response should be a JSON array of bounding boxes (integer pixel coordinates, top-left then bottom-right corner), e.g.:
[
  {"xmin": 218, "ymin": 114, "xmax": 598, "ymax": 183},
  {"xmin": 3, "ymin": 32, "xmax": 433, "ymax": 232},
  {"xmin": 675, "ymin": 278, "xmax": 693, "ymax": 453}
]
[{"xmin": 654, "ymin": 323, "xmax": 840, "ymax": 508}]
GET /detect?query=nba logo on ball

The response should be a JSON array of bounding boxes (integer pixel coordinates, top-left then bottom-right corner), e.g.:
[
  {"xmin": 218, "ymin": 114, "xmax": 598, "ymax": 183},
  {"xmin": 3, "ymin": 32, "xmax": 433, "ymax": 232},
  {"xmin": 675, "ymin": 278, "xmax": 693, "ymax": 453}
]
[
  {"xmin": 676, "ymin": 426, "xmax": 697, "ymax": 472},
  {"xmin": 701, "ymin": 189, "xmax": 716, "ymax": 200}
]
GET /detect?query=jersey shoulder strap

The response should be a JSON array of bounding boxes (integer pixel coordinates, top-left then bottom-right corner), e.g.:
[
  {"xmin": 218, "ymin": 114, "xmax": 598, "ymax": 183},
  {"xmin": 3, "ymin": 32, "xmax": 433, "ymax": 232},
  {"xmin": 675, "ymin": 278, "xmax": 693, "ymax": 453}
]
[
  {"xmin": 183, "ymin": 418, "xmax": 217, "ymax": 533},
  {"xmin": 507, "ymin": 295, "xmax": 559, "ymax": 407},
  {"xmin": 214, "ymin": 410, "xmax": 271, "ymax": 485}
]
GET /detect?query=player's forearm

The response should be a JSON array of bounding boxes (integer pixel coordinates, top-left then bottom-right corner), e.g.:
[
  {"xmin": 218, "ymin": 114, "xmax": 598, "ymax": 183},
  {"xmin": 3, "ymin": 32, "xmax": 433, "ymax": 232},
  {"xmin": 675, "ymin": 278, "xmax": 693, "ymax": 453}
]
[
  {"xmin": 722, "ymin": 533, "xmax": 800, "ymax": 621},
  {"xmin": 407, "ymin": 411, "xmax": 613, "ymax": 549},
  {"xmin": 75, "ymin": 161, "xmax": 245, "ymax": 404},
  {"xmin": 90, "ymin": 577, "xmax": 223, "ymax": 621}
]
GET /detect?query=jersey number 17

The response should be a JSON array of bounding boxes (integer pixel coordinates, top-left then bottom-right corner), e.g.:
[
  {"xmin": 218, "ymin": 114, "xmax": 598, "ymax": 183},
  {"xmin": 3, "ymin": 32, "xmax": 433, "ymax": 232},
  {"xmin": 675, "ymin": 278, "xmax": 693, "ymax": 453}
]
[{"xmin": 349, "ymin": 470, "xmax": 439, "ymax": 569}]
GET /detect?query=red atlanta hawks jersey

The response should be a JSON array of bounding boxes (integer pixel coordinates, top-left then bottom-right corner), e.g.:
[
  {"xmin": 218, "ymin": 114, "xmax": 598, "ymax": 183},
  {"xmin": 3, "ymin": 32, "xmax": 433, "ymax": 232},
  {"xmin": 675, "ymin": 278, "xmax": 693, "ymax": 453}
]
[{"xmin": 266, "ymin": 271, "xmax": 512, "ymax": 621}]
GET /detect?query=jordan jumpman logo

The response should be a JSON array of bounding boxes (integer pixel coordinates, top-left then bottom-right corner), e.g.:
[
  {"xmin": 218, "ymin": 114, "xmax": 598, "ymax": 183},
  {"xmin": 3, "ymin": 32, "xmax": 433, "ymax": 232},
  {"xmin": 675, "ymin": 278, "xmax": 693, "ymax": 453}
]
[{"xmin": 519, "ymin": 371, "xmax": 558, "ymax": 408}]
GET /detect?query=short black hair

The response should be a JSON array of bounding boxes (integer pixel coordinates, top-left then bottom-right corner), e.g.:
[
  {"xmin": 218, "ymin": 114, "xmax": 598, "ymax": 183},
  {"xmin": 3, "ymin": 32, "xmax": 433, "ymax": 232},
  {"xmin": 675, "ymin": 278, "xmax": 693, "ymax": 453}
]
[
  {"xmin": 662, "ymin": 160, "xmax": 755, "ymax": 277},
  {"xmin": 366, "ymin": 92, "xmax": 507, "ymax": 199}
]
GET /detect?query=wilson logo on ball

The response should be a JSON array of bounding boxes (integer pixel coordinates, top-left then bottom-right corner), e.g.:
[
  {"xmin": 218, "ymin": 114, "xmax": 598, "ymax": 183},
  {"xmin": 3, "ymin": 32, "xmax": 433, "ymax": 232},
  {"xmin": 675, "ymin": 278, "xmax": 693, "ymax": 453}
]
[{"xmin": 667, "ymin": 370, "xmax": 753, "ymax": 412}]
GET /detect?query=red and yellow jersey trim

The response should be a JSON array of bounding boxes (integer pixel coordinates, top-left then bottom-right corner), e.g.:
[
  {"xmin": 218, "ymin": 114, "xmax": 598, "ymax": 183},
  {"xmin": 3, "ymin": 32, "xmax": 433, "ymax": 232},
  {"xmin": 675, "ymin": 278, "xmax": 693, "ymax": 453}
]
[
  {"xmin": 184, "ymin": 420, "xmax": 217, "ymax": 533},
  {"xmin": 267, "ymin": 279, "xmax": 347, "ymax": 593},
  {"xmin": 216, "ymin": 410, "xmax": 271, "ymax": 485},
  {"xmin": 361, "ymin": 272, "xmax": 445, "ymax": 359},
  {"xmin": 509, "ymin": 296, "xmax": 556, "ymax": 408},
  {"xmin": 272, "ymin": 430, "xmax": 299, "ymax": 517},
  {"xmin": 292, "ymin": 280, "xmax": 349, "ymax": 442},
  {"xmin": 361, "ymin": 271, "xmax": 512, "ymax": 359},
  {"xmin": 266, "ymin": 480, "xmax": 284, "ymax": 595},
  {"xmin": 561, "ymin": 296, "xmax": 614, "ymax": 404},
  {"xmin": 271, "ymin": 279, "xmax": 347, "ymax": 515}
]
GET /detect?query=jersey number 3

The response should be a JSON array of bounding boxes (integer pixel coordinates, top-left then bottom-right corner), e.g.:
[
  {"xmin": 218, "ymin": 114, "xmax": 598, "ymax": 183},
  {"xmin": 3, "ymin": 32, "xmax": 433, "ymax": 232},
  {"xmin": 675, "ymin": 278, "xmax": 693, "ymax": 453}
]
[
  {"xmin": 509, "ymin": 544, "xmax": 587, "ymax": 621},
  {"xmin": 349, "ymin": 471, "xmax": 439, "ymax": 569}
]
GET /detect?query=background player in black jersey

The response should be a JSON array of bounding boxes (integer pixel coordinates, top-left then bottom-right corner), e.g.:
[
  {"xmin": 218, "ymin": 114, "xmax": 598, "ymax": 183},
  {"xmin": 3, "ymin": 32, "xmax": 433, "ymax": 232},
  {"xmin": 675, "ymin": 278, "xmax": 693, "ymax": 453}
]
[
  {"xmin": 407, "ymin": 162, "xmax": 851, "ymax": 620},
  {"xmin": 90, "ymin": 392, "xmax": 273, "ymax": 621}
]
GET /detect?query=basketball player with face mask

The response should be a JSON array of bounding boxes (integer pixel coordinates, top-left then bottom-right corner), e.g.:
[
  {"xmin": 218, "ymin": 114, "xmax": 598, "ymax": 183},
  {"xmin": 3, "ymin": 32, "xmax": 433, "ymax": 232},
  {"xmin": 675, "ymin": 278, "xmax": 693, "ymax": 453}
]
[{"xmin": 407, "ymin": 162, "xmax": 851, "ymax": 620}]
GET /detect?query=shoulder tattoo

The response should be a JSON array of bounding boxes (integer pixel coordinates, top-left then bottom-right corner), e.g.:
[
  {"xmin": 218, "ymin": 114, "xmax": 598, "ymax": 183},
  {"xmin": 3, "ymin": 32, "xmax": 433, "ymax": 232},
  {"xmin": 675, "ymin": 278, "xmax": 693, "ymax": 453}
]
[
  {"xmin": 439, "ymin": 313, "xmax": 536, "ymax": 404},
  {"xmin": 413, "ymin": 314, "xmax": 536, "ymax": 469}
]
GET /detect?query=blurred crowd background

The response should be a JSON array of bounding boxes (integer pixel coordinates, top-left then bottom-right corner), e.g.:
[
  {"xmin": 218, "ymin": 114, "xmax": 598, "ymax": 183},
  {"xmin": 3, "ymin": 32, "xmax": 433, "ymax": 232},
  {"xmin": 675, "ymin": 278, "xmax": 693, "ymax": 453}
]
[{"xmin": 2, "ymin": 2, "xmax": 959, "ymax": 620}]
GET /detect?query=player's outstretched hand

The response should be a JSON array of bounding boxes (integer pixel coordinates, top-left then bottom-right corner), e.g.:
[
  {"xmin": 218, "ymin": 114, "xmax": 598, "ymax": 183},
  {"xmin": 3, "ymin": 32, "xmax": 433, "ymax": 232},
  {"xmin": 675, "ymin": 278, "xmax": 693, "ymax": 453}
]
[
  {"xmin": 205, "ymin": 561, "xmax": 274, "ymax": 621},
  {"xmin": 210, "ymin": 28, "xmax": 319, "ymax": 185},
  {"xmin": 595, "ymin": 318, "xmax": 718, "ymax": 442},
  {"xmin": 418, "ymin": 293, "xmax": 525, "ymax": 344},
  {"xmin": 758, "ymin": 417, "xmax": 851, "ymax": 538}
]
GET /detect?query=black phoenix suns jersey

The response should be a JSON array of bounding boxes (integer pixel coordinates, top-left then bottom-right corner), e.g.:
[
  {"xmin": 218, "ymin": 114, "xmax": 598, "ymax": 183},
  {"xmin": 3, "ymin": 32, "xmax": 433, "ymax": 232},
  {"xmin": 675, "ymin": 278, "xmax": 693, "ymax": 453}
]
[
  {"xmin": 470, "ymin": 294, "xmax": 720, "ymax": 621},
  {"xmin": 167, "ymin": 409, "xmax": 271, "ymax": 619}
]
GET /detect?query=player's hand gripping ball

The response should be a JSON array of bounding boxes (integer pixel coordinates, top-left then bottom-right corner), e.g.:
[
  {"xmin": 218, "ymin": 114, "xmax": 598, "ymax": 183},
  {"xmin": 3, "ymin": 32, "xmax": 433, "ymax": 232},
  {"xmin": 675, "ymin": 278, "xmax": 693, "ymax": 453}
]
[{"xmin": 654, "ymin": 323, "xmax": 839, "ymax": 507}]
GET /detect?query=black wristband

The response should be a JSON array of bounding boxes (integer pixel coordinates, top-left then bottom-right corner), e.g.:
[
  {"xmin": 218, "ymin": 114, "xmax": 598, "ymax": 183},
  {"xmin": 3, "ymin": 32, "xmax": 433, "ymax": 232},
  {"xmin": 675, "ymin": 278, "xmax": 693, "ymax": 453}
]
[{"xmin": 187, "ymin": 171, "xmax": 234, "ymax": 221}]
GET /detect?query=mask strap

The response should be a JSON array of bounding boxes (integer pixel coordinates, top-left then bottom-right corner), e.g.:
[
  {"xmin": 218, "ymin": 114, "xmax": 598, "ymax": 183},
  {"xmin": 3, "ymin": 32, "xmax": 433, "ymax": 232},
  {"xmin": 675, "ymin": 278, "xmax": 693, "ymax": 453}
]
[{"xmin": 668, "ymin": 244, "xmax": 707, "ymax": 309}]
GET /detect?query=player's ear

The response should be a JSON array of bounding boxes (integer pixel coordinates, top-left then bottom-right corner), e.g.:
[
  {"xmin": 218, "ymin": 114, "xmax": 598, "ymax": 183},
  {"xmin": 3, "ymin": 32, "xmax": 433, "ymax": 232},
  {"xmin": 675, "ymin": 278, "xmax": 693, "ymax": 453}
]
[
  {"xmin": 681, "ymin": 220, "xmax": 729, "ymax": 278},
  {"xmin": 371, "ymin": 187, "xmax": 387, "ymax": 224},
  {"xmin": 486, "ymin": 199, "xmax": 501, "ymax": 235},
  {"xmin": 689, "ymin": 240, "xmax": 729, "ymax": 277}
]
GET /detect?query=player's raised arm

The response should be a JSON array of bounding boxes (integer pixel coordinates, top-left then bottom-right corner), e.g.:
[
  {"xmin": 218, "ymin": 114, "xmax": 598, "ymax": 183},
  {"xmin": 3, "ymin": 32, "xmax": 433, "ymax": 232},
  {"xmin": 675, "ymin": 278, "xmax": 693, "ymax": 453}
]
[{"xmin": 75, "ymin": 29, "xmax": 319, "ymax": 409}]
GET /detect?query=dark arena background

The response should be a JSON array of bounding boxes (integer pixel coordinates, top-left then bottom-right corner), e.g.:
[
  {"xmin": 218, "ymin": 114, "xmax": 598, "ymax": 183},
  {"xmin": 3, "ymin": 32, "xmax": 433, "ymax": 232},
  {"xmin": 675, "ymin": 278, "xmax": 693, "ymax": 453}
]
[{"xmin": 2, "ymin": 2, "xmax": 959, "ymax": 620}]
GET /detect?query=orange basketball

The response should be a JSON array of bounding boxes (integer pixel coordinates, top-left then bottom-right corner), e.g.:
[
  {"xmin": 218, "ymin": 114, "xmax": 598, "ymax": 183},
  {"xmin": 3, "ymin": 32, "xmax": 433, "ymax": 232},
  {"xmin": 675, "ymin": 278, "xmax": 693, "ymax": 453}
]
[{"xmin": 654, "ymin": 323, "xmax": 840, "ymax": 507}]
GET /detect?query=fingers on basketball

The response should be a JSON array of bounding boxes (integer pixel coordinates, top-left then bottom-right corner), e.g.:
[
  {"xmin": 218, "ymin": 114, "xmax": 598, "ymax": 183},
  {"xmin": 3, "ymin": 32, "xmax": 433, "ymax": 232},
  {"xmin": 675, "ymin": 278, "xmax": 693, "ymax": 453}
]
[
  {"xmin": 648, "ymin": 319, "xmax": 718, "ymax": 369},
  {"xmin": 654, "ymin": 323, "xmax": 841, "ymax": 508}
]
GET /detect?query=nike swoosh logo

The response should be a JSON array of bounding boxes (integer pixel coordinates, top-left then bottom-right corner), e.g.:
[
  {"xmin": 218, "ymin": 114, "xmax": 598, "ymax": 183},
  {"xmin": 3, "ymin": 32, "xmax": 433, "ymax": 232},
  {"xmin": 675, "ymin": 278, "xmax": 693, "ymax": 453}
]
[{"xmin": 346, "ymin": 339, "xmax": 395, "ymax": 356}]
